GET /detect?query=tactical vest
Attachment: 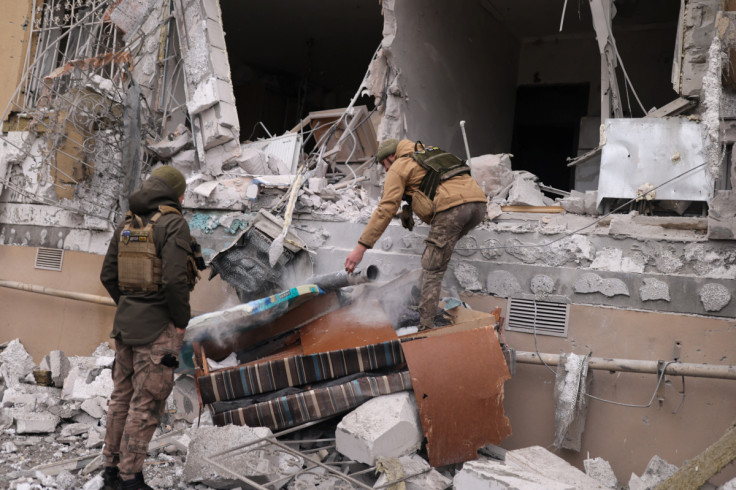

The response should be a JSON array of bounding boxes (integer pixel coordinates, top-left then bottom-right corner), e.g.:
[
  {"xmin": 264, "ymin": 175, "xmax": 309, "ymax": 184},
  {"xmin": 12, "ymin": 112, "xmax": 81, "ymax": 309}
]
[
  {"xmin": 118, "ymin": 205, "xmax": 188, "ymax": 293},
  {"xmin": 410, "ymin": 142, "xmax": 471, "ymax": 200},
  {"xmin": 402, "ymin": 142, "xmax": 471, "ymax": 223}
]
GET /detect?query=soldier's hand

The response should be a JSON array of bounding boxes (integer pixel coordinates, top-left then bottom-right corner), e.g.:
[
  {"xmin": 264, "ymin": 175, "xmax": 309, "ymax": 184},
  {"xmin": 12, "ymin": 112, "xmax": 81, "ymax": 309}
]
[{"xmin": 345, "ymin": 244, "xmax": 367, "ymax": 273}]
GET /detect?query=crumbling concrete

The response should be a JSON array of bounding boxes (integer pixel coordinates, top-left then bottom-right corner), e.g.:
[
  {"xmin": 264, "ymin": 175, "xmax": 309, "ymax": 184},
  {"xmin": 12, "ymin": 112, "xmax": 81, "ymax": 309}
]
[
  {"xmin": 506, "ymin": 173, "xmax": 548, "ymax": 207},
  {"xmin": 573, "ymin": 273, "xmax": 630, "ymax": 298},
  {"xmin": 13, "ymin": 411, "xmax": 60, "ymax": 434},
  {"xmin": 628, "ymin": 455, "xmax": 678, "ymax": 490},
  {"xmin": 61, "ymin": 365, "xmax": 113, "ymax": 401},
  {"xmin": 454, "ymin": 446, "xmax": 610, "ymax": 490},
  {"xmin": 40, "ymin": 350, "xmax": 71, "ymax": 388},
  {"xmin": 183, "ymin": 425, "xmax": 302, "ymax": 488},
  {"xmin": 469, "ymin": 154, "xmax": 514, "ymax": 198},
  {"xmin": 168, "ymin": 375, "xmax": 199, "ymax": 424},
  {"xmin": 0, "ymin": 339, "xmax": 35, "ymax": 387},
  {"xmin": 374, "ymin": 454, "xmax": 452, "ymax": 490},
  {"xmin": 699, "ymin": 282, "xmax": 732, "ymax": 311},
  {"xmin": 335, "ymin": 392, "xmax": 422, "ymax": 466},
  {"xmin": 584, "ymin": 456, "xmax": 618, "ymax": 489}
]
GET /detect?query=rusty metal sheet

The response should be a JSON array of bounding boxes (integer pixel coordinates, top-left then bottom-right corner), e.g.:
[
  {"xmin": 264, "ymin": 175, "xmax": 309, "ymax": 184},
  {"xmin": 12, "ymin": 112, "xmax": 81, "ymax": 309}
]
[
  {"xmin": 402, "ymin": 324, "xmax": 512, "ymax": 467},
  {"xmin": 300, "ymin": 299, "xmax": 398, "ymax": 355}
]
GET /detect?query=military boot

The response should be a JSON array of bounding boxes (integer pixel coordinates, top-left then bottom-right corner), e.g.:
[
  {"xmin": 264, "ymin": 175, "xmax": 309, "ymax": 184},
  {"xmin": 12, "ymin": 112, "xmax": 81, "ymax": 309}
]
[
  {"xmin": 120, "ymin": 472, "xmax": 154, "ymax": 490},
  {"xmin": 101, "ymin": 466, "xmax": 121, "ymax": 490}
]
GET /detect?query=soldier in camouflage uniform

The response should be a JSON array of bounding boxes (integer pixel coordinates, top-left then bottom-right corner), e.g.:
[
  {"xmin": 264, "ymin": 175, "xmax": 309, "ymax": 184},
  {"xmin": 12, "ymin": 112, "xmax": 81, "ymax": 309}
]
[
  {"xmin": 99, "ymin": 166, "xmax": 198, "ymax": 490},
  {"xmin": 345, "ymin": 139, "xmax": 486, "ymax": 330}
]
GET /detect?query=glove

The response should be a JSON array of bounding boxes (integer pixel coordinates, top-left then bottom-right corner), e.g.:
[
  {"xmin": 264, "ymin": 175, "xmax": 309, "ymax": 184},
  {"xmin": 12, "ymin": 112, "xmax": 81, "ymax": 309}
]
[
  {"xmin": 400, "ymin": 204, "xmax": 415, "ymax": 231},
  {"xmin": 191, "ymin": 239, "xmax": 206, "ymax": 271}
]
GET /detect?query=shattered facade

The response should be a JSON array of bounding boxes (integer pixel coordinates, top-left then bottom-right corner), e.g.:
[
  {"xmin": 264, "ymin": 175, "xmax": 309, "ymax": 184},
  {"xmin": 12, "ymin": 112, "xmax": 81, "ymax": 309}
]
[{"xmin": 2, "ymin": 0, "xmax": 736, "ymax": 487}]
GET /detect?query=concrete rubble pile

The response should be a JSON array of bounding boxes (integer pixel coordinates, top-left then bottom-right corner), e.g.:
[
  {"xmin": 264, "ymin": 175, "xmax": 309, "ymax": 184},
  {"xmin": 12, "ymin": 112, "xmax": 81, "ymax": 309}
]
[
  {"xmin": 0, "ymin": 336, "xmax": 576, "ymax": 490},
  {"xmin": 2, "ymin": 329, "xmax": 736, "ymax": 490}
]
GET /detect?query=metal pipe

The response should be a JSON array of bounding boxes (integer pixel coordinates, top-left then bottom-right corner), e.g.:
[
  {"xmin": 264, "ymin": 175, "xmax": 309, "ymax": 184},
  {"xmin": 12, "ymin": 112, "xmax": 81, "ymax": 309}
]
[
  {"xmin": 308, "ymin": 265, "xmax": 380, "ymax": 292},
  {"xmin": 460, "ymin": 120, "xmax": 472, "ymax": 163},
  {"xmin": 0, "ymin": 279, "xmax": 115, "ymax": 306},
  {"xmin": 515, "ymin": 351, "xmax": 736, "ymax": 380}
]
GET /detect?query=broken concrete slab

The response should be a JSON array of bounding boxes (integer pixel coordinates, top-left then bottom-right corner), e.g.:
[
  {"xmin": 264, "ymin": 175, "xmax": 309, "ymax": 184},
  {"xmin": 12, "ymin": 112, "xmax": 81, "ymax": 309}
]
[
  {"xmin": 453, "ymin": 458, "xmax": 577, "ymax": 490},
  {"xmin": 506, "ymin": 173, "xmax": 546, "ymax": 207},
  {"xmin": 80, "ymin": 397, "xmax": 107, "ymax": 420},
  {"xmin": 147, "ymin": 125, "xmax": 193, "ymax": 159},
  {"xmin": 505, "ymin": 446, "xmax": 608, "ymax": 489},
  {"xmin": 0, "ymin": 408, "xmax": 13, "ymax": 429},
  {"xmin": 183, "ymin": 425, "xmax": 302, "ymax": 488},
  {"xmin": 560, "ymin": 190, "xmax": 586, "ymax": 215},
  {"xmin": 85, "ymin": 426, "xmax": 105, "ymax": 449},
  {"xmin": 39, "ymin": 350, "xmax": 71, "ymax": 388},
  {"xmin": 469, "ymin": 153, "xmax": 514, "ymax": 198},
  {"xmin": 59, "ymin": 422, "xmax": 91, "ymax": 438},
  {"xmin": 553, "ymin": 353, "xmax": 590, "ymax": 451},
  {"xmin": 290, "ymin": 466, "xmax": 356, "ymax": 489},
  {"xmin": 2, "ymin": 384, "xmax": 62, "ymax": 408},
  {"xmin": 708, "ymin": 189, "xmax": 736, "ymax": 240},
  {"xmin": 629, "ymin": 454, "xmax": 678, "ymax": 490},
  {"xmin": 584, "ymin": 456, "xmax": 618, "ymax": 489},
  {"xmin": 0, "ymin": 339, "xmax": 36, "ymax": 387},
  {"xmin": 335, "ymin": 392, "xmax": 422, "ymax": 466},
  {"xmin": 13, "ymin": 411, "xmax": 60, "ymax": 434},
  {"xmin": 61, "ymin": 364, "xmax": 113, "ymax": 401},
  {"xmin": 374, "ymin": 454, "xmax": 452, "ymax": 490},
  {"xmin": 167, "ymin": 375, "xmax": 199, "ymax": 424}
]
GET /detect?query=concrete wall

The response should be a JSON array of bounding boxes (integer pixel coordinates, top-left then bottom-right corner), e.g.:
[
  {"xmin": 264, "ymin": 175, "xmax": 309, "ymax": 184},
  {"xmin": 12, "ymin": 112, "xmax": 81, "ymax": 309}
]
[
  {"xmin": 0, "ymin": 2, "xmax": 31, "ymax": 121},
  {"xmin": 462, "ymin": 293, "xmax": 736, "ymax": 486},
  {"xmin": 389, "ymin": 0, "xmax": 519, "ymax": 156},
  {"xmin": 297, "ymin": 214, "xmax": 736, "ymax": 319},
  {"xmin": 0, "ymin": 245, "xmax": 114, "ymax": 362},
  {"xmin": 0, "ymin": 245, "xmax": 238, "ymax": 363}
]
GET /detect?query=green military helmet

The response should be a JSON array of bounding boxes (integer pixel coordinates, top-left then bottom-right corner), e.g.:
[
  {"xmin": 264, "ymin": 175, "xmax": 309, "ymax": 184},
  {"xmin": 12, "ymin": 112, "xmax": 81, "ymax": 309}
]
[{"xmin": 376, "ymin": 139, "xmax": 399, "ymax": 163}]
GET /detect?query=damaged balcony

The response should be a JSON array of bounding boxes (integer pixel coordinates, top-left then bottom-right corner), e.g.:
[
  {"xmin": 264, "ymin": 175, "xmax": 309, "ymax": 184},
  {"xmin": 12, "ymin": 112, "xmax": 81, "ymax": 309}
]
[{"xmin": 1, "ymin": 0, "xmax": 736, "ymax": 488}]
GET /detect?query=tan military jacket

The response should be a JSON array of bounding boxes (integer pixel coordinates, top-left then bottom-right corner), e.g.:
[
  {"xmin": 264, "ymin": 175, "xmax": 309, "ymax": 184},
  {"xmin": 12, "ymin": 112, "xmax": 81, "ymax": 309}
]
[{"xmin": 358, "ymin": 139, "xmax": 487, "ymax": 248}]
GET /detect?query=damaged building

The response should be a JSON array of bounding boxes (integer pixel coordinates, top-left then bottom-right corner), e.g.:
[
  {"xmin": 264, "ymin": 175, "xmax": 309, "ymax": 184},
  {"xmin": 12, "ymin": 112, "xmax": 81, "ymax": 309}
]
[{"xmin": 1, "ymin": 0, "xmax": 736, "ymax": 488}]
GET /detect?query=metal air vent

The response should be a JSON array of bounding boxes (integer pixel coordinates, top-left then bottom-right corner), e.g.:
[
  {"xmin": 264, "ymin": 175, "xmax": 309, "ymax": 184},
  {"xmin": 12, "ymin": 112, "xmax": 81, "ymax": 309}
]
[
  {"xmin": 505, "ymin": 297, "xmax": 569, "ymax": 337},
  {"xmin": 35, "ymin": 248, "xmax": 64, "ymax": 271}
]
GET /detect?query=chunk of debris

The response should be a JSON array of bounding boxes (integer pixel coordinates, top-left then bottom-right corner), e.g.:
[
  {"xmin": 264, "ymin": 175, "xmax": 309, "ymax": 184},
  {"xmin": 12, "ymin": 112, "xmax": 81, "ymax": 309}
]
[
  {"xmin": 469, "ymin": 153, "xmax": 515, "ymax": 197},
  {"xmin": 506, "ymin": 172, "xmax": 549, "ymax": 207},
  {"xmin": 0, "ymin": 339, "xmax": 35, "ymax": 387},
  {"xmin": 80, "ymin": 396, "xmax": 107, "ymax": 420},
  {"xmin": 454, "ymin": 446, "xmax": 608, "ymax": 489},
  {"xmin": 167, "ymin": 375, "xmax": 199, "ymax": 424},
  {"xmin": 335, "ymin": 392, "xmax": 422, "ymax": 466},
  {"xmin": 183, "ymin": 425, "xmax": 303, "ymax": 488},
  {"xmin": 2, "ymin": 384, "xmax": 61, "ymax": 408},
  {"xmin": 61, "ymin": 363, "xmax": 113, "ymax": 401},
  {"xmin": 374, "ymin": 454, "xmax": 452, "ymax": 490},
  {"xmin": 629, "ymin": 454, "xmax": 678, "ymax": 490},
  {"xmin": 584, "ymin": 456, "xmax": 619, "ymax": 489},
  {"xmin": 39, "ymin": 350, "xmax": 71, "ymax": 388},
  {"xmin": 553, "ymin": 352, "xmax": 591, "ymax": 451},
  {"xmin": 146, "ymin": 124, "xmax": 192, "ymax": 159},
  {"xmin": 13, "ymin": 411, "xmax": 60, "ymax": 434}
]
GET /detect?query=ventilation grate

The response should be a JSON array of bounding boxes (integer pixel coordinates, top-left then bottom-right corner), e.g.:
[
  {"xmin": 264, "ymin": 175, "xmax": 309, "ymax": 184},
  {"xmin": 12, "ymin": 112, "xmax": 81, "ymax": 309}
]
[
  {"xmin": 505, "ymin": 297, "xmax": 569, "ymax": 337},
  {"xmin": 35, "ymin": 248, "xmax": 64, "ymax": 271}
]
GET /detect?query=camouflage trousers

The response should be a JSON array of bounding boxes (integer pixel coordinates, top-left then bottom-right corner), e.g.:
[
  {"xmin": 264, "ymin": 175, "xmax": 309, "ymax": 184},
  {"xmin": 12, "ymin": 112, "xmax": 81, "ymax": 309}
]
[
  {"xmin": 418, "ymin": 202, "xmax": 486, "ymax": 329},
  {"xmin": 103, "ymin": 323, "xmax": 184, "ymax": 481}
]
